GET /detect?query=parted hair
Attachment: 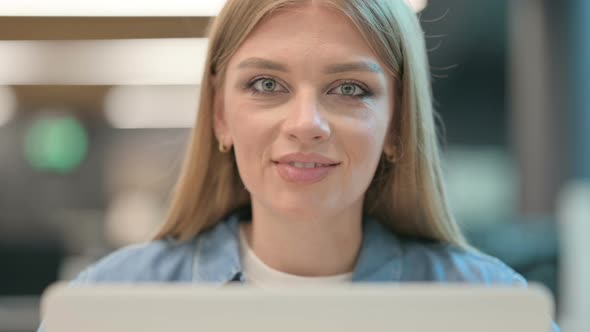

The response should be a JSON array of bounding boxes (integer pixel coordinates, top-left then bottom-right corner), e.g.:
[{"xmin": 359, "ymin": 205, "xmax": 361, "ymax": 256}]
[{"xmin": 154, "ymin": 0, "xmax": 468, "ymax": 248}]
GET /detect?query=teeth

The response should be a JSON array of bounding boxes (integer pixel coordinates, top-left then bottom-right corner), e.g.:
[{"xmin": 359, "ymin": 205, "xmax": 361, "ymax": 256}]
[{"xmin": 289, "ymin": 162, "xmax": 326, "ymax": 168}]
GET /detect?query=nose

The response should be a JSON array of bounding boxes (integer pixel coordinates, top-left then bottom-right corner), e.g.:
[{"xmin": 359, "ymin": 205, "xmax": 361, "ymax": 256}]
[{"xmin": 283, "ymin": 89, "xmax": 331, "ymax": 144}]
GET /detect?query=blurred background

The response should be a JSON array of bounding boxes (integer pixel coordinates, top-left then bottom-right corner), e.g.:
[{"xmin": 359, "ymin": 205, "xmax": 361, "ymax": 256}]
[{"xmin": 0, "ymin": 0, "xmax": 588, "ymax": 331}]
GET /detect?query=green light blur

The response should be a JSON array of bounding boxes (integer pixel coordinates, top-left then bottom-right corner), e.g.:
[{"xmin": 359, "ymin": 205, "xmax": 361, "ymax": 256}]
[{"xmin": 24, "ymin": 116, "xmax": 88, "ymax": 173}]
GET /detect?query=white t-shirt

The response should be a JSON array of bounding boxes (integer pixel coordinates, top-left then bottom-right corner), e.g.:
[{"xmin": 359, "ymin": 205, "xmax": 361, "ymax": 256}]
[{"xmin": 238, "ymin": 224, "xmax": 353, "ymax": 287}]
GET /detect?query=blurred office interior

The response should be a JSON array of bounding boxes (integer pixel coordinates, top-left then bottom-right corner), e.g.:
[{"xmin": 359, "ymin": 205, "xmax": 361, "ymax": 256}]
[{"xmin": 0, "ymin": 0, "xmax": 588, "ymax": 331}]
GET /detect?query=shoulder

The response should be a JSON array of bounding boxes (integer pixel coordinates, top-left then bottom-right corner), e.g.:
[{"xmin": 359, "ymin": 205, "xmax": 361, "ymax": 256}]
[
  {"xmin": 72, "ymin": 238, "xmax": 196, "ymax": 283},
  {"xmin": 399, "ymin": 239, "xmax": 526, "ymax": 285}
]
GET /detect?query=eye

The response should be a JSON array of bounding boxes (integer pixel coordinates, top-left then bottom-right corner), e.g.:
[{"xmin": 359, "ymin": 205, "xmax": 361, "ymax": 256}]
[
  {"xmin": 249, "ymin": 77, "xmax": 288, "ymax": 95},
  {"xmin": 328, "ymin": 81, "xmax": 371, "ymax": 98}
]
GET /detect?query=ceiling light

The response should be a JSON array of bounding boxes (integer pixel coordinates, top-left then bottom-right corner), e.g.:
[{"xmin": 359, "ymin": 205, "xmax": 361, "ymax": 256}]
[
  {"xmin": 105, "ymin": 85, "xmax": 199, "ymax": 129},
  {"xmin": 0, "ymin": 38, "xmax": 207, "ymax": 85},
  {"xmin": 0, "ymin": 0, "xmax": 226, "ymax": 16},
  {"xmin": 405, "ymin": 0, "xmax": 428, "ymax": 12}
]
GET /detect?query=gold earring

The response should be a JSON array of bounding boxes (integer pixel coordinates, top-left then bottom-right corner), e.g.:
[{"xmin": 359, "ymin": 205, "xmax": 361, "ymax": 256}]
[
  {"xmin": 384, "ymin": 137, "xmax": 404, "ymax": 163},
  {"xmin": 384, "ymin": 152, "xmax": 398, "ymax": 163},
  {"xmin": 218, "ymin": 139, "xmax": 230, "ymax": 153}
]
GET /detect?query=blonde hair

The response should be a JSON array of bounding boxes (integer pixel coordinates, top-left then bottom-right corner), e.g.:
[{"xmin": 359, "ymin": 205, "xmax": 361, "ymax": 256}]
[{"xmin": 155, "ymin": 0, "xmax": 469, "ymax": 248}]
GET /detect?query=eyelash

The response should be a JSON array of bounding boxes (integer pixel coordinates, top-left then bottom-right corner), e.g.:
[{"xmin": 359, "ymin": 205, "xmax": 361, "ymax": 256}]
[{"xmin": 244, "ymin": 76, "xmax": 373, "ymax": 99}]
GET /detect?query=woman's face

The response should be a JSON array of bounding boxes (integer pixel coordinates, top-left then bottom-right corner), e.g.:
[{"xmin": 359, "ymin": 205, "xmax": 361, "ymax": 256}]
[{"xmin": 215, "ymin": 4, "xmax": 395, "ymax": 220}]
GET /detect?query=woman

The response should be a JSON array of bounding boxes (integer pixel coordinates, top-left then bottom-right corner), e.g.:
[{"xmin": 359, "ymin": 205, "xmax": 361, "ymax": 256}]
[
  {"xmin": 72, "ymin": 0, "xmax": 533, "ymax": 293},
  {"xmin": 38, "ymin": 0, "xmax": 561, "ymax": 330}
]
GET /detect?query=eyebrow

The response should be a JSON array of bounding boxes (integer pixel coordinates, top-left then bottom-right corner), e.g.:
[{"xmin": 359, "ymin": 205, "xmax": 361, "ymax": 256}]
[
  {"xmin": 237, "ymin": 57, "xmax": 289, "ymax": 72},
  {"xmin": 324, "ymin": 61, "xmax": 384, "ymax": 74},
  {"xmin": 237, "ymin": 57, "xmax": 384, "ymax": 75}
]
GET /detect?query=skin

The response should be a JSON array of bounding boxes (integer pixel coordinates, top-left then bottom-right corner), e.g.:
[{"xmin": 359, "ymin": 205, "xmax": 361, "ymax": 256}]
[{"xmin": 214, "ymin": 3, "xmax": 395, "ymax": 277}]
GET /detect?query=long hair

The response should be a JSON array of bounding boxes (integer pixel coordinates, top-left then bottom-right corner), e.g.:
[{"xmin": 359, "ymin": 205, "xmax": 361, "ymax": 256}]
[{"xmin": 154, "ymin": 0, "xmax": 468, "ymax": 248}]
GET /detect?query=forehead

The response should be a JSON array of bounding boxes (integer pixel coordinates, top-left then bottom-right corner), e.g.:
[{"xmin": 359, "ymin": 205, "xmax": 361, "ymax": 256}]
[{"xmin": 229, "ymin": 4, "xmax": 379, "ymax": 67}]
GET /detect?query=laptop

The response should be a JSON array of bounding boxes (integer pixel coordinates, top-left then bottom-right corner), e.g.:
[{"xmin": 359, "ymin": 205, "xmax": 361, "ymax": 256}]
[{"xmin": 41, "ymin": 283, "xmax": 555, "ymax": 332}]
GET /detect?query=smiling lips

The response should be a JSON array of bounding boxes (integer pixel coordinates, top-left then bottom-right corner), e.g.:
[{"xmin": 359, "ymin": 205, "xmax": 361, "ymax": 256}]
[{"xmin": 273, "ymin": 152, "xmax": 340, "ymax": 184}]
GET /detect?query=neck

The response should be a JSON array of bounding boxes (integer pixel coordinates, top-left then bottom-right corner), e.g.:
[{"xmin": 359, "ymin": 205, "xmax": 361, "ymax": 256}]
[{"xmin": 244, "ymin": 200, "xmax": 364, "ymax": 277}]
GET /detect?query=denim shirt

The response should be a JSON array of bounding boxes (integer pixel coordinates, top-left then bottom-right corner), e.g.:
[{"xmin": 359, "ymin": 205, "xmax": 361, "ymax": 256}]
[
  {"xmin": 73, "ymin": 212, "xmax": 525, "ymax": 284},
  {"xmin": 44, "ymin": 210, "xmax": 559, "ymax": 331}
]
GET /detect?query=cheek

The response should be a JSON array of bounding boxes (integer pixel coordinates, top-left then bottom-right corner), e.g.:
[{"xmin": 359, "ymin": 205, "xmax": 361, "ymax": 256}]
[
  {"xmin": 226, "ymin": 101, "xmax": 275, "ymax": 192},
  {"xmin": 227, "ymin": 98, "xmax": 264, "ymax": 148},
  {"xmin": 339, "ymin": 110, "xmax": 389, "ymax": 186},
  {"xmin": 227, "ymin": 98, "xmax": 277, "ymax": 140},
  {"xmin": 347, "ymin": 122, "xmax": 384, "ymax": 170},
  {"xmin": 343, "ymin": 104, "xmax": 389, "ymax": 158}
]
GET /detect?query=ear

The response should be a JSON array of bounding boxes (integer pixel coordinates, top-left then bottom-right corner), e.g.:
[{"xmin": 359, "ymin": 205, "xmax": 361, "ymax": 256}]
[
  {"xmin": 383, "ymin": 78, "xmax": 401, "ymax": 158},
  {"xmin": 212, "ymin": 76, "xmax": 233, "ymax": 148},
  {"xmin": 383, "ymin": 130, "xmax": 396, "ymax": 157},
  {"xmin": 383, "ymin": 103, "xmax": 399, "ymax": 156}
]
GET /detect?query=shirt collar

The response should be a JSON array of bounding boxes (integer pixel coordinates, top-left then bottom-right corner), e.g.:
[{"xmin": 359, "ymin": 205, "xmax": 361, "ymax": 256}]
[
  {"xmin": 191, "ymin": 209, "xmax": 404, "ymax": 284},
  {"xmin": 351, "ymin": 216, "xmax": 404, "ymax": 282},
  {"xmin": 191, "ymin": 213, "xmax": 243, "ymax": 284}
]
